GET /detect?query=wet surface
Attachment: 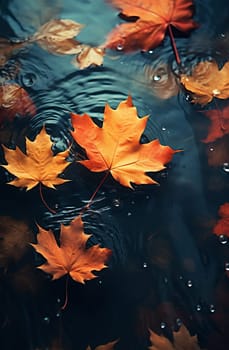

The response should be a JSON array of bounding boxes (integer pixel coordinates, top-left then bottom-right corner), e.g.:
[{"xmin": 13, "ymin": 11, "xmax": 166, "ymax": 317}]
[{"xmin": 0, "ymin": 0, "xmax": 229, "ymax": 349}]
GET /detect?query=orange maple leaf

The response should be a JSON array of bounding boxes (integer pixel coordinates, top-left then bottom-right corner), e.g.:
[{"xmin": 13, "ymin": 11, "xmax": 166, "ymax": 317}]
[
  {"xmin": 213, "ymin": 203, "xmax": 229, "ymax": 238},
  {"xmin": 201, "ymin": 105, "xmax": 229, "ymax": 143},
  {"xmin": 1, "ymin": 126, "xmax": 71, "ymax": 190},
  {"xmin": 180, "ymin": 60, "xmax": 229, "ymax": 105},
  {"xmin": 105, "ymin": 0, "xmax": 198, "ymax": 58},
  {"xmin": 31, "ymin": 215, "xmax": 111, "ymax": 283},
  {"xmin": 71, "ymin": 96, "xmax": 176, "ymax": 188},
  {"xmin": 149, "ymin": 324, "xmax": 204, "ymax": 350}
]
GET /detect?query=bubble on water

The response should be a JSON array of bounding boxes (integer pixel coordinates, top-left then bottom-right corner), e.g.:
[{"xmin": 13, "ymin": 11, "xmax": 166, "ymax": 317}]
[
  {"xmin": 143, "ymin": 262, "xmax": 148, "ymax": 268},
  {"xmin": 98, "ymin": 280, "xmax": 102, "ymax": 285},
  {"xmin": 127, "ymin": 212, "xmax": 132, "ymax": 216},
  {"xmin": 220, "ymin": 33, "xmax": 226, "ymax": 38},
  {"xmin": 148, "ymin": 50, "xmax": 154, "ymax": 54},
  {"xmin": 222, "ymin": 163, "xmax": 229, "ymax": 173},
  {"xmin": 21, "ymin": 72, "xmax": 37, "ymax": 87},
  {"xmin": 219, "ymin": 235, "xmax": 228, "ymax": 244},
  {"xmin": 187, "ymin": 280, "xmax": 193, "ymax": 288},
  {"xmin": 209, "ymin": 304, "xmax": 215, "ymax": 313},
  {"xmin": 225, "ymin": 262, "xmax": 229, "ymax": 271},
  {"xmin": 176, "ymin": 318, "xmax": 182, "ymax": 326},
  {"xmin": 43, "ymin": 316, "xmax": 50, "ymax": 324},
  {"xmin": 196, "ymin": 304, "xmax": 201, "ymax": 312},
  {"xmin": 54, "ymin": 203, "xmax": 59, "ymax": 209},
  {"xmin": 185, "ymin": 94, "xmax": 192, "ymax": 102},
  {"xmin": 162, "ymin": 126, "xmax": 167, "ymax": 131},
  {"xmin": 113, "ymin": 198, "xmax": 120, "ymax": 207},
  {"xmin": 56, "ymin": 312, "xmax": 61, "ymax": 318},
  {"xmin": 160, "ymin": 322, "xmax": 166, "ymax": 329},
  {"xmin": 116, "ymin": 43, "xmax": 124, "ymax": 51},
  {"xmin": 153, "ymin": 74, "xmax": 161, "ymax": 81},
  {"xmin": 57, "ymin": 298, "xmax": 61, "ymax": 304},
  {"xmin": 209, "ymin": 147, "xmax": 214, "ymax": 152}
]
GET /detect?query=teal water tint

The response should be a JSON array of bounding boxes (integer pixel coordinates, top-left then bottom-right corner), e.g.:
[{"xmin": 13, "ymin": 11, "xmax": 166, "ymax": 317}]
[{"xmin": 0, "ymin": 0, "xmax": 229, "ymax": 349}]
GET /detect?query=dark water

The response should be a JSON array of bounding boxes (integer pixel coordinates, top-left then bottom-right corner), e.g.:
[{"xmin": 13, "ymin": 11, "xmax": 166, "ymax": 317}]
[{"xmin": 0, "ymin": 0, "xmax": 229, "ymax": 349}]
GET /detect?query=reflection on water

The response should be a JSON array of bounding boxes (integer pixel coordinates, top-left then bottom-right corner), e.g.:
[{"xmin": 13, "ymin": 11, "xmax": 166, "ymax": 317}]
[{"xmin": 0, "ymin": 0, "xmax": 229, "ymax": 349}]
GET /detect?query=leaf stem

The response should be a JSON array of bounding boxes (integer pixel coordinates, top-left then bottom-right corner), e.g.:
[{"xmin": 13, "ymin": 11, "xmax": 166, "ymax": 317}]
[
  {"xmin": 81, "ymin": 171, "xmax": 110, "ymax": 213},
  {"xmin": 168, "ymin": 24, "xmax": 181, "ymax": 65},
  {"xmin": 61, "ymin": 274, "xmax": 69, "ymax": 310},
  {"xmin": 39, "ymin": 183, "xmax": 56, "ymax": 214}
]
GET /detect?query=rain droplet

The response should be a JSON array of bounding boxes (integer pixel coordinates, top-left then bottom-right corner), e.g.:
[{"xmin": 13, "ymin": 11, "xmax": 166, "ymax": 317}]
[
  {"xmin": 143, "ymin": 262, "xmax": 148, "ymax": 268},
  {"xmin": 220, "ymin": 33, "xmax": 226, "ymax": 38},
  {"xmin": 162, "ymin": 127, "xmax": 167, "ymax": 131},
  {"xmin": 209, "ymin": 304, "xmax": 215, "ymax": 313},
  {"xmin": 43, "ymin": 316, "xmax": 50, "ymax": 324},
  {"xmin": 209, "ymin": 147, "xmax": 214, "ymax": 152},
  {"xmin": 116, "ymin": 43, "xmax": 124, "ymax": 51},
  {"xmin": 222, "ymin": 162, "xmax": 229, "ymax": 173},
  {"xmin": 185, "ymin": 94, "xmax": 191, "ymax": 101},
  {"xmin": 153, "ymin": 74, "xmax": 161, "ymax": 81},
  {"xmin": 131, "ymin": 200, "xmax": 135, "ymax": 205},
  {"xmin": 196, "ymin": 304, "xmax": 201, "ymax": 312},
  {"xmin": 164, "ymin": 277, "xmax": 168, "ymax": 283},
  {"xmin": 179, "ymin": 275, "xmax": 183, "ymax": 280},
  {"xmin": 54, "ymin": 203, "xmax": 59, "ymax": 209},
  {"xmin": 219, "ymin": 235, "xmax": 228, "ymax": 244},
  {"xmin": 187, "ymin": 280, "xmax": 193, "ymax": 287},
  {"xmin": 145, "ymin": 195, "xmax": 150, "ymax": 200},
  {"xmin": 148, "ymin": 50, "xmax": 154, "ymax": 54},
  {"xmin": 160, "ymin": 322, "xmax": 166, "ymax": 329},
  {"xmin": 56, "ymin": 312, "xmax": 61, "ymax": 318},
  {"xmin": 225, "ymin": 262, "xmax": 229, "ymax": 271},
  {"xmin": 113, "ymin": 198, "xmax": 120, "ymax": 207},
  {"xmin": 57, "ymin": 298, "xmax": 61, "ymax": 304},
  {"xmin": 22, "ymin": 72, "xmax": 37, "ymax": 87},
  {"xmin": 176, "ymin": 318, "xmax": 182, "ymax": 326},
  {"xmin": 98, "ymin": 280, "xmax": 102, "ymax": 285},
  {"xmin": 127, "ymin": 212, "xmax": 132, "ymax": 216}
]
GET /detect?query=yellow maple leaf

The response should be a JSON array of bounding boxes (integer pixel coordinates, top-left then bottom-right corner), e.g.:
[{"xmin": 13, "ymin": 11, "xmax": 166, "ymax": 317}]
[
  {"xmin": 180, "ymin": 60, "xmax": 229, "ymax": 105},
  {"xmin": 1, "ymin": 126, "xmax": 71, "ymax": 190}
]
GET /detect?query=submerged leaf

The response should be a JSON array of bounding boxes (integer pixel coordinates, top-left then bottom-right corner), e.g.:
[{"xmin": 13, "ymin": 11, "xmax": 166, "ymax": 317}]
[
  {"xmin": 180, "ymin": 60, "xmax": 229, "ymax": 105},
  {"xmin": 1, "ymin": 126, "xmax": 71, "ymax": 190},
  {"xmin": 201, "ymin": 105, "xmax": 229, "ymax": 143},
  {"xmin": 105, "ymin": 0, "xmax": 198, "ymax": 52},
  {"xmin": 71, "ymin": 96, "xmax": 176, "ymax": 188},
  {"xmin": 149, "ymin": 324, "xmax": 204, "ymax": 350},
  {"xmin": 31, "ymin": 215, "xmax": 111, "ymax": 283}
]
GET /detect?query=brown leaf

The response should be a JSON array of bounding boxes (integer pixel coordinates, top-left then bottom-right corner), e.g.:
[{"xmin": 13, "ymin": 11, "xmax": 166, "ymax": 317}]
[
  {"xmin": 0, "ymin": 83, "xmax": 36, "ymax": 125},
  {"xmin": 74, "ymin": 45, "xmax": 105, "ymax": 69},
  {"xmin": 180, "ymin": 60, "xmax": 229, "ymax": 105},
  {"xmin": 149, "ymin": 324, "xmax": 204, "ymax": 350},
  {"xmin": 201, "ymin": 105, "xmax": 229, "ymax": 143},
  {"xmin": 31, "ymin": 215, "xmax": 111, "ymax": 283},
  {"xmin": 1, "ymin": 126, "xmax": 71, "ymax": 190},
  {"xmin": 32, "ymin": 19, "xmax": 84, "ymax": 55}
]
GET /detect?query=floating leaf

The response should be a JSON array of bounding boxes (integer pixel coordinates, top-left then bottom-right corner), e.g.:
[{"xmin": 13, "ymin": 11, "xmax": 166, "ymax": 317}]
[
  {"xmin": 71, "ymin": 96, "xmax": 176, "ymax": 188},
  {"xmin": 86, "ymin": 339, "xmax": 119, "ymax": 350},
  {"xmin": 180, "ymin": 60, "xmax": 229, "ymax": 105},
  {"xmin": 31, "ymin": 215, "xmax": 111, "ymax": 283},
  {"xmin": 74, "ymin": 45, "xmax": 105, "ymax": 69},
  {"xmin": 1, "ymin": 126, "xmax": 71, "ymax": 190}
]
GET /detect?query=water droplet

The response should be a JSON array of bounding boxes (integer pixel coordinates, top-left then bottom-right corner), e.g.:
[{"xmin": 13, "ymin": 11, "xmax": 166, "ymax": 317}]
[
  {"xmin": 98, "ymin": 280, "xmax": 102, "ymax": 285},
  {"xmin": 143, "ymin": 262, "xmax": 148, "ymax": 268},
  {"xmin": 127, "ymin": 212, "xmax": 132, "ymax": 216},
  {"xmin": 162, "ymin": 127, "xmax": 166, "ymax": 131},
  {"xmin": 56, "ymin": 312, "xmax": 61, "ymax": 318},
  {"xmin": 148, "ymin": 50, "xmax": 154, "ymax": 54},
  {"xmin": 219, "ymin": 235, "xmax": 228, "ymax": 244},
  {"xmin": 196, "ymin": 304, "xmax": 201, "ymax": 312},
  {"xmin": 220, "ymin": 33, "xmax": 226, "ymax": 38},
  {"xmin": 131, "ymin": 200, "xmax": 135, "ymax": 205},
  {"xmin": 222, "ymin": 162, "xmax": 229, "ymax": 173},
  {"xmin": 145, "ymin": 195, "xmax": 150, "ymax": 200},
  {"xmin": 225, "ymin": 262, "xmax": 229, "ymax": 271},
  {"xmin": 164, "ymin": 277, "xmax": 168, "ymax": 283},
  {"xmin": 113, "ymin": 198, "xmax": 120, "ymax": 207},
  {"xmin": 187, "ymin": 280, "xmax": 193, "ymax": 287},
  {"xmin": 160, "ymin": 322, "xmax": 166, "ymax": 329},
  {"xmin": 209, "ymin": 304, "xmax": 215, "ymax": 313},
  {"xmin": 185, "ymin": 94, "xmax": 191, "ymax": 101},
  {"xmin": 179, "ymin": 275, "xmax": 183, "ymax": 280},
  {"xmin": 54, "ymin": 203, "xmax": 59, "ymax": 209},
  {"xmin": 209, "ymin": 147, "xmax": 214, "ymax": 152},
  {"xmin": 153, "ymin": 75, "xmax": 161, "ymax": 81},
  {"xmin": 57, "ymin": 298, "xmax": 61, "ymax": 304},
  {"xmin": 116, "ymin": 43, "xmax": 124, "ymax": 51},
  {"xmin": 22, "ymin": 72, "xmax": 37, "ymax": 87},
  {"xmin": 176, "ymin": 318, "xmax": 182, "ymax": 326},
  {"xmin": 43, "ymin": 316, "xmax": 50, "ymax": 324}
]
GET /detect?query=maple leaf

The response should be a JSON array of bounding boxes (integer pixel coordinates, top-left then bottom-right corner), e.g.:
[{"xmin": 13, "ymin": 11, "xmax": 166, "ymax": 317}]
[
  {"xmin": 149, "ymin": 324, "xmax": 204, "ymax": 350},
  {"xmin": 213, "ymin": 203, "xmax": 229, "ymax": 238},
  {"xmin": 71, "ymin": 96, "xmax": 176, "ymax": 188},
  {"xmin": 31, "ymin": 215, "xmax": 111, "ymax": 283},
  {"xmin": 0, "ymin": 83, "xmax": 36, "ymax": 125},
  {"xmin": 86, "ymin": 339, "xmax": 119, "ymax": 350},
  {"xmin": 1, "ymin": 126, "xmax": 71, "ymax": 190},
  {"xmin": 31, "ymin": 19, "xmax": 84, "ymax": 55},
  {"xmin": 105, "ymin": 0, "xmax": 198, "ymax": 61},
  {"xmin": 201, "ymin": 105, "xmax": 229, "ymax": 143},
  {"xmin": 180, "ymin": 60, "xmax": 229, "ymax": 105}
]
